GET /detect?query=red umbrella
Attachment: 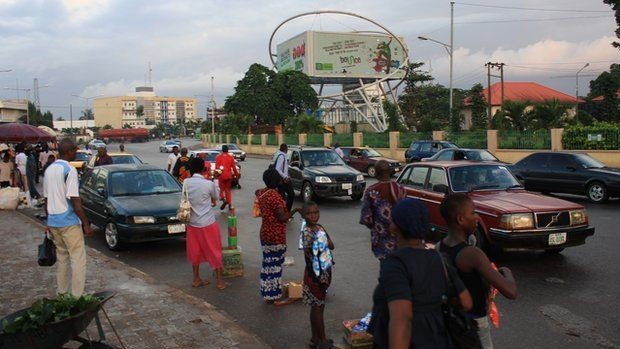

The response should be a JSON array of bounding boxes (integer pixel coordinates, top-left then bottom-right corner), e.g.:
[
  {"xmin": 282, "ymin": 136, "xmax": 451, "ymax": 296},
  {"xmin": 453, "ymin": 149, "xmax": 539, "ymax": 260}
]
[{"xmin": 0, "ymin": 122, "xmax": 56, "ymax": 143}]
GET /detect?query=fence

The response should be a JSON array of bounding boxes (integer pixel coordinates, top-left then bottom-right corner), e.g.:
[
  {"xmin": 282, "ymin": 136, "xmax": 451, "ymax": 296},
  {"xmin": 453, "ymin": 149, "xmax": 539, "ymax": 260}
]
[
  {"xmin": 251, "ymin": 135, "xmax": 262, "ymax": 145},
  {"xmin": 398, "ymin": 132, "xmax": 433, "ymax": 148},
  {"xmin": 362, "ymin": 132, "xmax": 390, "ymax": 148},
  {"xmin": 563, "ymin": 129, "xmax": 620, "ymax": 150},
  {"xmin": 283, "ymin": 134, "xmax": 298, "ymax": 145},
  {"xmin": 306, "ymin": 134, "xmax": 324, "ymax": 146},
  {"xmin": 445, "ymin": 131, "xmax": 488, "ymax": 149},
  {"xmin": 332, "ymin": 133, "xmax": 354, "ymax": 146},
  {"xmin": 498, "ymin": 130, "xmax": 551, "ymax": 149},
  {"xmin": 266, "ymin": 133, "xmax": 278, "ymax": 146}
]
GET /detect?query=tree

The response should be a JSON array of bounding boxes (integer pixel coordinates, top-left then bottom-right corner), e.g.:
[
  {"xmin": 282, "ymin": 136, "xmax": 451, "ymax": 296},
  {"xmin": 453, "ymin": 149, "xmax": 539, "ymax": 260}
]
[
  {"xmin": 218, "ymin": 113, "xmax": 253, "ymax": 135},
  {"xmin": 18, "ymin": 101, "xmax": 53, "ymax": 127},
  {"xmin": 284, "ymin": 115, "xmax": 324, "ymax": 134},
  {"xmin": 587, "ymin": 63, "xmax": 620, "ymax": 122},
  {"xmin": 271, "ymin": 70, "xmax": 318, "ymax": 123},
  {"xmin": 398, "ymin": 62, "xmax": 435, "ymax": 130},
  {"xmin": 528, "ymin": 99, "xmax": 570, "ymax": 129},
  {"xmin": 491, "ymin": 100, "xmax": 531, "ymax": 131},
  {"xmin": 79, "ymin": 108, "xmax": 94, "ymax": 120},
  {"xmin": 122, "ymin": 123, "xmax": 132, "ymax": 129},
  {"xmin": 383, "ymin": 100, "xmax": 404, "ymax": 132},
  {"xmin": 604, "ymin": 0, "xmax": 620, "ymax": 49},
  {"xmin": 102, "ymin": 124, "xmax": 113, "ymax": 130},
  {"xmin": 136, "ymin": 105, "xmax": 144, "ymax": 118},
  {"xmin": 56, "ymin": 117, "xmax": 65, "ymax": 121},
  {"xmin": 467, "ymin": 83, "xmax": 488, "ymax": 130}
]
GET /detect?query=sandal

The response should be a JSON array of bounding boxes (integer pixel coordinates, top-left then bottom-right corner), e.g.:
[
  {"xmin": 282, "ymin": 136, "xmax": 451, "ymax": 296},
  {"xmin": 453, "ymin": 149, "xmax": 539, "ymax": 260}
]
[
  {"xmin": 191, "ymin": 280, "xmax": 210, "ymax": 288},
  {"xmin": 217, "ymin": 282, "xmax": 230, "ymax": 290}
]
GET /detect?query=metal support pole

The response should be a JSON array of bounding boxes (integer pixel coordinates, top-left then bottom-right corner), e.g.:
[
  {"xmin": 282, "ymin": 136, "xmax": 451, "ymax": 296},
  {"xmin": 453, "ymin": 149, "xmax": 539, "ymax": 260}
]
[
  {"xmin": 210, "ymin": 76, "xmax": 215, "ymax": 136},
  {"xmin": 449, "ymin": 1, "xmax": 454, "ymax": 121}
]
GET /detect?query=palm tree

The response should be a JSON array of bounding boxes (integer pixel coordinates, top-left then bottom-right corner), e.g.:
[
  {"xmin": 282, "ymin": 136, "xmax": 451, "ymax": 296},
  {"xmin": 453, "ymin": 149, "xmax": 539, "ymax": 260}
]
[
  {"xmin": 492, "ymin": 100, "xmax": 531, "ymax": 131},
  {"xmin": 529, "ymin": 98, "xmax": 569, "ymax": 129}
]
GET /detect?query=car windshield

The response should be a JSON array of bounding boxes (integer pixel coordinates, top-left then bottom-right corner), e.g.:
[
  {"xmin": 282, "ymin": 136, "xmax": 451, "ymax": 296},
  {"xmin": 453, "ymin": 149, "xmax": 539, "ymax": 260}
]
[
  {"xmin": 573, "ymin": 154, "xmax": 605, "ymax": 169},
  {"xmin": 444, "ymin": 143, "xmax": 457, "ymax": 149},
  {"xmin": 112, "ymin": 155, "xmax": 142, "ymax": 165},
  {"xmin": 75, "ymin": 152, "xmax": 90, "ymax": 161},
  {"xmin": 165, "ymin": 141, "xmax": 176, "ymax": 145},
  {"xmin": 226, "ymin": 144, "xmax": 239, "ymax": 150},
  {"xmin": 449, "ymin": 165, "xmax": 521, "ymax": 192},
  {"xmin": 465, "ymin": 150, "xmax": 497, "ymax": 161},
  {"xmin": 302, "ymin": 150, "xmax": 345, "ymax": 167},
  {"xmin": 361, "ymin": 148, "xmax": 382, "ymax": 157},
  {"xmin": 109, "ymin": 170, "xmax": 180, "ymax": 196}
]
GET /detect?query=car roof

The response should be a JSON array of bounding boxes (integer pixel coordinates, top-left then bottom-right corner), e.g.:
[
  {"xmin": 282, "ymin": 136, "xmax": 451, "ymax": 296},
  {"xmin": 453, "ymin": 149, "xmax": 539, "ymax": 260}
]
[
  {"xmin": 408, "ymin": 160, "xmax": 505, "ymax": 169},
  {"xmin": 99, "ymin": 164, "xmax": 162, "ymax": 173},
  {"xmin": 107, "ymin": 152, "xmax": 134, "ymax": 156},
  {"xmin": 191, "ymin": 150, "xmax": 219, "ymax": 154},
  {"xmin": 289, "ymin": 145, "xmax": 331, "ymax": 151}
]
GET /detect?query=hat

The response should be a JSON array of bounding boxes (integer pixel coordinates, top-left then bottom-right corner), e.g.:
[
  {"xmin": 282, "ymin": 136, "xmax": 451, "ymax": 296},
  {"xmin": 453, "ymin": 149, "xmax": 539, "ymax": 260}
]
[
  {"xmin": 0, "ymin": 144, "xmax": 8, "ymax": 152},
  {"xmin": 391, "ymin": 198, "xmax": 430, "ymax": 240}
]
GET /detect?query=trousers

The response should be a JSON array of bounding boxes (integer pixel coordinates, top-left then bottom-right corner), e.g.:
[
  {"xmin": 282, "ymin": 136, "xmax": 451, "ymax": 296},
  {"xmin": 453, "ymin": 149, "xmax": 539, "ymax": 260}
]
[
  {"xmin": 277, "ymin": 180, "xmax": 294, "ymax": 212},
  {"xmin": 49, "ymin": 225, "xmax": 87, "ymax": 296},
  {"xmin": 218, "ymin": 177, "xmax": 233, "ymax": 204}
]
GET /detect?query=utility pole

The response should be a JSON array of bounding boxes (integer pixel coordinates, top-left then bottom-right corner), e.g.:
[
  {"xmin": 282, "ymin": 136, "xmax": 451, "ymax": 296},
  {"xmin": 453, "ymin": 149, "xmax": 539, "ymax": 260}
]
[
  {"xmin": 449, "ymin": 1, "xmax": 454, "ymax": 121},
  {"xmin": 484, "ymin": 62, "xmax": 505, "ymax": 125},
  {"xmin": 70, "ymin": 104, "xmax": 73, "ymax": 134},
  {"xmin": 486, "ymin": 63, "xmax": 492, "ymax": 122},
  {"xmin": 576, "ymin": 63, "xmax": 590, "ymax": 103},
  {"xmin": 210, "ymin": 76, "xmax": 215, "ymax": 136},
  {"xmin": 33, "ymin": 78, "xmax": 40, "ymax": 110}
]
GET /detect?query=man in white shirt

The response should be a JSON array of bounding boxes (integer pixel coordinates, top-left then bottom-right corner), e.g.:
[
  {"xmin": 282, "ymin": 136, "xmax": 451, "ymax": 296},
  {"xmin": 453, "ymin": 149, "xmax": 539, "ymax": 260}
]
[
  {"xmin": 44, "ymin": 138, "xmax": 93, "ymax": 296},
  {"xmin": 334, "ymin": 143, "xmax": 344, "ymax": 158},
  {"xmin": 274, "ymin": 143, "xmax": 294, "ymax": 211},
  {"xmin": 167, "ymin": 145, "xmax": 180, "ymax": 173},
  {"xmin": 38, "ymin": 144, "xmax": 55, "ymax": 176},
  {"xmin": 15, "ymin": 144, "xmax": 28, "ymax": 194}
]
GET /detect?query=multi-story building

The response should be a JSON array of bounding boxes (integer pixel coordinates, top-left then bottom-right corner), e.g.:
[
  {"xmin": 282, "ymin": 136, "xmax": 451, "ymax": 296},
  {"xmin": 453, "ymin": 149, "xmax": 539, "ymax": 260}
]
[
  {"xmin": 93, "ymin": 86, "xmax": 196, "ymax": 128},
  {"xmin": 0, "ymin": 99, "xmax": 27, "ymax": 123}
]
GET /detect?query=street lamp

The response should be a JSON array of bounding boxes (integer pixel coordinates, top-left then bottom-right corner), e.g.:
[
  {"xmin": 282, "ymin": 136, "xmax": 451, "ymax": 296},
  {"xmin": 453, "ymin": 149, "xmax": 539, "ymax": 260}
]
[
  {"xmin": 576, "ymin": 63, "xmax": 589, "ymax": 102},
  {"xmin": 71, "ymin": 94, "xmax": 102, "ymax": 110},
  {"xmin": 418, "ymin": 1, "xmax": 454, "ymax": 122}
]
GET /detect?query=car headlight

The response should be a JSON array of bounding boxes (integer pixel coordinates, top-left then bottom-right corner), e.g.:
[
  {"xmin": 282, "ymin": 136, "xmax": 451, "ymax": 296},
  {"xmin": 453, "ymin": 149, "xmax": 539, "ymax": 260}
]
[
  {"xmin": 569, "ymin": 209, "xmax": 587, "ymax": 225},
  {"xmin": 315, "ymin": 176, "xmax": 332, "ymax": 183},
  {"xmin": 499, "ymin": 213, "xmax": 534, "ymax": 230},
  {"xmin": 132, "ymin": 216, "xmax": 155, "ymax": 224},
  {"xmin": 356, "ymin": 174, "xmax": 364, "ymax": 181}
]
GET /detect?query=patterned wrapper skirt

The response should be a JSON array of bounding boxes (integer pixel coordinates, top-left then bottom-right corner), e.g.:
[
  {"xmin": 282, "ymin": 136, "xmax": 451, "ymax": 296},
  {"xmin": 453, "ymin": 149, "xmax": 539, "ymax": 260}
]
[
  {"xmin": 186, "ymin": 223, "xmax": 223, "ymax": 269},
  {"xmin": 260, "ymin": 244, "xmax": 287, "ymax": 300}
]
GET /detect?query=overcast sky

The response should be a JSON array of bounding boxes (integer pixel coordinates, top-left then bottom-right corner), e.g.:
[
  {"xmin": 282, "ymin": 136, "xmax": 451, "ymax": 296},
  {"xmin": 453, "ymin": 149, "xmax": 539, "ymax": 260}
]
[{"xmin": 0, "ymin": 0, "xmax": 617, "ymax": 119}]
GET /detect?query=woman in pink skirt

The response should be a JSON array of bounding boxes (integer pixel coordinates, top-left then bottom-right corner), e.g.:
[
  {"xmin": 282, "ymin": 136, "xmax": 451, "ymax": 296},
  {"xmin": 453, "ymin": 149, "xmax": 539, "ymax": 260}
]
[{"xmin": 184, "ymin": 157, "xmax": 226, "ymax": 290}]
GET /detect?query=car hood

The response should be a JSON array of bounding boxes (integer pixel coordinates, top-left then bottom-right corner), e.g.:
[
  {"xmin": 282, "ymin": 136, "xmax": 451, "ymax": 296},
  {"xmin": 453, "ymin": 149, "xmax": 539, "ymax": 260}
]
[
  {"xmin": 589, "ymin": 167, "xmax": 620, "ymax": 176},
  {"xmin": 469, "ymin": 190, "xmax": 584, "ymax": 213},
  {"xmin": 306, "ymin": 165, "xmax": 361, "ymax": 176},
  {"xmin": 370, "ymin": 156, "xmax": 400, "ymax": 164},
  {"xmin": 109, "ymin": 192, "xmax": 181, "ymax": 216}
]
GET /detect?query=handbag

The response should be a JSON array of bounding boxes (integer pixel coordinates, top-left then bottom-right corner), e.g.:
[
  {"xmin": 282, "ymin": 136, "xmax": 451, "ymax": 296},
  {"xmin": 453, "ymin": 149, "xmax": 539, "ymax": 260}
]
[
  {"xmin": 437, "ymin": 251, "xmax": 483, "ymax": 349},
  {"xmin": 176, "ymin": 181, "xmax": 191, "ymax": 224},
  {"xmin": 38, "ymin": 230, "xmax": 56, "ymax": 267}
]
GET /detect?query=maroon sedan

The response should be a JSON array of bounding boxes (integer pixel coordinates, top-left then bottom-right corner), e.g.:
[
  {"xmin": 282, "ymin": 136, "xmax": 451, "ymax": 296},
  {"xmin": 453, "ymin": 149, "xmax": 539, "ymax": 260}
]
[
  {"xmin": 341, "ymin": 147, "xmax": 402, "ymax": 177},
  {"xmin": 396, "ymin": 161, "xmax": 595, "ymax": 254}
]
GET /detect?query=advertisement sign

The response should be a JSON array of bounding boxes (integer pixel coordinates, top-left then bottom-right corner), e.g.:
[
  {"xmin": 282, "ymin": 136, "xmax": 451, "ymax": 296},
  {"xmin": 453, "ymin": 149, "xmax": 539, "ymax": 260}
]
[
  {"xmin": 312, "ymin": 31, "xmax": 407, "ymax": 79},
  {"xmin": 276, "ymin": 32, "xmax": 309, "ymax": 74}
]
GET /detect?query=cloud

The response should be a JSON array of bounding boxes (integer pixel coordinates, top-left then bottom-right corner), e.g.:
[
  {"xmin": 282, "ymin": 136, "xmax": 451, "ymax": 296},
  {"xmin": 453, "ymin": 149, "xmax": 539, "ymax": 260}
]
[{"xmin": 61, "ymin": 0, "xmax": 110, "ymax": 24}]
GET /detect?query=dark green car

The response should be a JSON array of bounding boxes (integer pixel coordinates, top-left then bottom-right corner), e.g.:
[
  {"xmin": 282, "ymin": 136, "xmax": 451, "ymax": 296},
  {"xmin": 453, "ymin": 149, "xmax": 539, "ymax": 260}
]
[{"xmin": 287, "ymin": 146, "xmax": 366, "ymax": 203}]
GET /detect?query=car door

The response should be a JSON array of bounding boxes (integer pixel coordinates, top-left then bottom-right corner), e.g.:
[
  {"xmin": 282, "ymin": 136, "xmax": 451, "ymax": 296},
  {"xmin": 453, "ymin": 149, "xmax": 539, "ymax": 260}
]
[
  {"xmin": 79, "ymin": 169, "xmax": 99, "ymax": 224},
  {"xmin": 398, "ymin": 166, "xmax": 430, "ymax": 200},
  {"xmin": 288, "ymin": 150, "xmax": 303, "ymax": 190},
  {"xmin": 435, "ymin": 150, "xmax": 455, "ymax": 161},
  {"xmin": 516, "ymin": 153, "xmax": 548, "ymax": 191},
  {"xmin": 423, "ymin": 167, "xmax": 450, "ymax": 231},
  {"xmin": 540, "ymin": 154, "xmax": 574, "ymax": 193},
  {"xmin": 347, "ymin": 148, "xmax": 366, "ymax": 172},
  {"xmin": 90, "ymin": 170, "xmax": 110, "ymax": 225}
]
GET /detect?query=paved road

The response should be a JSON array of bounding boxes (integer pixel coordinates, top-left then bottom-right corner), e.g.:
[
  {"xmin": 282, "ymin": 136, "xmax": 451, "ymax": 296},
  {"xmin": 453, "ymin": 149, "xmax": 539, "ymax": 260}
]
[{"xmin": 86, "ymin": 139, "xmax": 620, "ymax": 349}]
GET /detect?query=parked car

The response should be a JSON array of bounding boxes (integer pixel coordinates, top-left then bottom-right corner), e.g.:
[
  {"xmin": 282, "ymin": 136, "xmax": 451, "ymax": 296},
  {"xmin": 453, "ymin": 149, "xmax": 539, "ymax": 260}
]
[
  {"xmin": 84, "ymin": 152, "xmax": 144, "ymax": 172},
  {"xmin": 340, "ymin": 147, "xmax": 402, "ymax": 177},
  {"xmin": 287, "ymin": 146, "xmax": 366, "ymax": 203},
  {"xmin": 404, "ymin": 140, "xmax": 457, "ymax": 163},
  {"xmin": 79, "ymin": 164, "xmax": 185, "ymax": 250},
  {"xmin": 396, "ymin": 161, "xmax": 595, "ymax": 254},
  {"xmin": 159, "ymin": 140, "xmax": 179, "ymax": 153},
  {"xmin": 88, "ymin": 139, "xmax": 106, "ymax": 149},
  {"xmin": 421, "ymin": 148, "xmax": 501, "ymax": 162},
  {"xmin": 510, "ymin": 152, "xmax": 620, "ymax": 203},
  {"xmin": 189, "ymin": 149, "xmax": 241, "ymax": 188},
  {"xmin": 211, "ymin": 143, "xmax": 246, "ymax": 161}
]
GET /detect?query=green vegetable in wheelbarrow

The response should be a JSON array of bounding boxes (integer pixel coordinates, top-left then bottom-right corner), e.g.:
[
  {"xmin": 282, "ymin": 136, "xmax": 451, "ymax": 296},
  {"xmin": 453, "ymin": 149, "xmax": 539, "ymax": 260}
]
[{"xmin": 1, "ymin": 293, "xmax": 102, "ymax": 334}]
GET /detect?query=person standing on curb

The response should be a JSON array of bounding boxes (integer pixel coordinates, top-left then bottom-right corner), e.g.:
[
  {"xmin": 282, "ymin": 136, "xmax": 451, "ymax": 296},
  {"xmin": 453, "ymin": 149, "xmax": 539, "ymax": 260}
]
[
  {"xmin": 215, "ymin": 145, "xmax": 239, "ymax": 210},
  {"xmin": 360, "ymin": 160, "xmax": 406, "ymax": 261},
  {"xmin": 15, "ymin": 144, "xmax": 28, "ymax": 194},
  {"xmin": 167, "ymin": 146, "xmax": 180, "ymax": 173},
  {"xmin": 44, "ymin": 138, "xmax": 93, "ymax": 296},
  {"xmin": 274, "ymin": 143, "xmax": 294, "ymax": 212},
  {"xmin": 439, "ymin": 193, "xmax": 517, "ymax": 349}
]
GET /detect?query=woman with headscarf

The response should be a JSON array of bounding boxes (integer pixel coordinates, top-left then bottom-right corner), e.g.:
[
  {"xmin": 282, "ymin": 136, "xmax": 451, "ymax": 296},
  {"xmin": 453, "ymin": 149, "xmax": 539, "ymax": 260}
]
[
  {"xmin": 256, "ymin": 167, "xmax": 299, "ymax": 303},
  {"xmin": 370, "ymin": 198, "xmax": 472, "ymax": 349}
]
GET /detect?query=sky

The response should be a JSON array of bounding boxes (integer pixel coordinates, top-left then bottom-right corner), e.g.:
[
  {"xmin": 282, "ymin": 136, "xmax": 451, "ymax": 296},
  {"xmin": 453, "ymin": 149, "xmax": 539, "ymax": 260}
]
[{"xmin": 0, "ymin": 0, "xmax": 618, "ymax": 119}]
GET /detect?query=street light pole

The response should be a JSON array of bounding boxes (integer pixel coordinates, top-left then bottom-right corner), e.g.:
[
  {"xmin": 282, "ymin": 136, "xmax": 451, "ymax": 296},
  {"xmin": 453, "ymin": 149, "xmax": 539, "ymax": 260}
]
[
  {"xmin": 210, "ymin": 76, "xmax": 215, "ymax": 136},
  {"xmin": 576, "ymin": 63, "xmax": 589, "ymax": 102}
]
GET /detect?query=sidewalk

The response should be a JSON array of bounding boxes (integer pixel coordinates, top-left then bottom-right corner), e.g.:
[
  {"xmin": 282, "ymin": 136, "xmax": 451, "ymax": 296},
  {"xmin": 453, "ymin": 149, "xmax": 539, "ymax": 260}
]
[{"xmin": 0, "ymin": 210, "xmax": 270, "ymax": 349}]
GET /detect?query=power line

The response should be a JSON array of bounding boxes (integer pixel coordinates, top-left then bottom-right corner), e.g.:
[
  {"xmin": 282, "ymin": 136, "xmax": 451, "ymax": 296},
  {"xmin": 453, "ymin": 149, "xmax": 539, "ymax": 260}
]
[
  {"xmin": 508, "ymin": 60, "xmax": 618, "ymax": 66},
  {"xmin": 456, "ymin": 15, "xmax": 612, "ymax": 25},
  {"xmin": 457, "ymin": 2, "xmax": 610, "ymax": 13}
]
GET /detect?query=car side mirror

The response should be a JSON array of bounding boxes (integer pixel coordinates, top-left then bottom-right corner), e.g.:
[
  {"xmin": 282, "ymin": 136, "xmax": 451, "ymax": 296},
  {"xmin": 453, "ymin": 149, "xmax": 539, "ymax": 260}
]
[
  {"xmin": 96, "ymin": 187, "xmax": 106, "ymax": 197},
  {"xmin": 433, "ymin": 184, "xmax": 449, "ymax": 194}
]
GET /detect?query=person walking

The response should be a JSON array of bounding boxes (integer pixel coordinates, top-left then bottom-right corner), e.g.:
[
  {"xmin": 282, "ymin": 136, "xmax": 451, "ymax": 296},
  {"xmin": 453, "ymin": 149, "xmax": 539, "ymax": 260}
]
[
  {"xmin": 256, "ymin": 167, "xmax": 299, "ymax": 303},
  {"xmin": 15, "ymin": 144, "xmax": 28, "ymax": 193},
  {"xmin": 119, "ymin": 144, "xmax": 126, "ymax": 153},
  {"xmin": 371, "ymin": 198, "xmax": 472, "ymax": 349},
  {"xmin": 333, "ymin": 143, "xmax": 344, "ymax": 158},
  {"xmin": 167, "ymin": 146, "xmax": 180, "ymax": 173},
  {"xmin": 172, "ymin": 147, "xmax": 191, "ymax": 182},
  {"xmin": 439, "ymin": 194, "xmax": 517, "ymax": 349},
  {"xmin": 93, "ymin": 146, "xmax": 112, "ymax": 166},
  {"xmin": 26, "ymin": 146, "xmax": 41, "ymax": 203},
  {"xmin": 214, "ymin": 145, "xmax": 239, "ymax": 210},
  {"xmin": 38, "ymin": 143, "xmax": 54, "ymax": 178},
  {"xmin": 274, "ymin": 143, "xmax": 294, "ymax": 212},
  {"xmin": 184, "ymin": 157, "xmax": 227, "ymax": 290},
  {"xmin": 0, "ymin": 152, "xmax": 14, "ymax": 188},
  {"xmin": 359, "ymin": 160, "xmax": 406, "ymax": 260},
  {"xmin": 43, "ymin": 138, "xmax": 93, "ymax": 296}
]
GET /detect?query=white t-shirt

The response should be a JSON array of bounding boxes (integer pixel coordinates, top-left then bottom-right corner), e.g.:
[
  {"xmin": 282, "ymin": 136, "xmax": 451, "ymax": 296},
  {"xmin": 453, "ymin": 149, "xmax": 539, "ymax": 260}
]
[
  {"xmin": 39, "ymin": 150, "xmax": 54, "ymax": 166},
  {"xmin": 168, "ymin": 153, "xmax": 180, "ymax": 173},
  {"xmin": 15, "ymin": 152, "xmax": 27, "ymax": 174},
  {"xmin": 43, "ymin": 159, "xmax": 79, "ymax": 215}
]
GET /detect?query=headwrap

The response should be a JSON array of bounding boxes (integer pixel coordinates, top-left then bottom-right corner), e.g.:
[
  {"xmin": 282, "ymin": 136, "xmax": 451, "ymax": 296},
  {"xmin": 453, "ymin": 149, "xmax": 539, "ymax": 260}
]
[{"xmin": 391, "ymin": 198, "xmax": 430, "ymax": 240}]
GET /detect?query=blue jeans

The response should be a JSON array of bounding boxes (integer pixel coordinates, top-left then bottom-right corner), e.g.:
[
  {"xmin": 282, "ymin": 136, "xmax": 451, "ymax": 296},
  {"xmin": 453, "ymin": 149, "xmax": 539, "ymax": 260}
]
[{"xmin": 474, "ymin": 315, "xmax": 493, "ymax": 349}]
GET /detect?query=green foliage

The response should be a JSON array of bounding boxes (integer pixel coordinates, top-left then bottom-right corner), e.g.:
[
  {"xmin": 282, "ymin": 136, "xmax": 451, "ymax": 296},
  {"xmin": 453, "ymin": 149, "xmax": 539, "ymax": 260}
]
[
  {"xmin": 218, "ymin": 113, "xmax": 253, "ymax": 135},
  {"xmin": 563, "ymin": 121, "xmax": 620, "ymax": 150},
  {"xmin": 491, "ymin": 100, "xmax": 531, "ymax": 131},
  {"xmin": 445, "ymin": 130, "xmax": 488, "ymax": 149},
  {"xmin": 362, "ymin": 132, "xmax": 390, "ymax": 148},
  {"xmin": 587, "ymin": 63, "xmax": 620, "ymax": 122},
  {"xmin": 136, "ymin": 105, "xmax": 144, "ymax": 118},
  {"xmin": 349, "ymin": 120, "xmax": 358, "ymax": 133},
  {"xmin": 468, "ymin": 83, "xmax": 488, "ymax": 130},
  {"xmin": 1, "ymin": 293, "xmax": 101, "ymax": 334},
  {"xmin": 383, "ymin": 100, "xmax": 405, "ymax": 132},
  {"xmin": 224, "ymin": 63, "xmax": 317, "ymax": 125},
  {"xmin": 604, "ymin": 0, "xmax": 620, "ymax": 49},
  {"xmin": 79, "ymin": 108, "xmax": 94, "ymax": 121},
  {"xmin": 285, "ymin": 115, "xmax": 324, "ymax": 134},
  {"xmin": 528, "ymin": 98, "xmax": 570, "ymax": 129},
  {"xmin": 18, "ymin": 102, "xmax": 53, "ymax": 127},
  {"xmin": 102, "ymin": 124, "xmax": 112, "ymax": 130},
  {"xmin": 122, "ymin": 123, "xmax": 132, "ymax": 129},
  {"xmin": 498, "ymin": 129, "xmax": 551, "ymax": 149},
  {"xmin": 398, "ymin": 132, "xmax": 433, "ymax": 148}
]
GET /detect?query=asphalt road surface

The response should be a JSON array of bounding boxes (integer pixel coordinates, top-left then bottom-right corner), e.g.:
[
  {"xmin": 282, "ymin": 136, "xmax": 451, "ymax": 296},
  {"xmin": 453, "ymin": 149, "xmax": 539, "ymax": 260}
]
[{"xmin": 85, "ymin": 139, "xmax": 620, "ymax": 349}]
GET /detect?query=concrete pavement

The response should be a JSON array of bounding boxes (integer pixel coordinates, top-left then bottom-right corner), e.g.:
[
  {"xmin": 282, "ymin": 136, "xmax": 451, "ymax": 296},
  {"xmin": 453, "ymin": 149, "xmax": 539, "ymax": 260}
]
[{"xmin": 0, "ymin": 210, "xmax": 270, "ymax": 349}]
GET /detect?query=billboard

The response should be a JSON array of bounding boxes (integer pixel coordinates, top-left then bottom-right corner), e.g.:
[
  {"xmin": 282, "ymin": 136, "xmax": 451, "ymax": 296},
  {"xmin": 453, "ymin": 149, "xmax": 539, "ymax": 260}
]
[{"xmin": 276, "ymin": 31, "xmax": 407, "ymax": 80}]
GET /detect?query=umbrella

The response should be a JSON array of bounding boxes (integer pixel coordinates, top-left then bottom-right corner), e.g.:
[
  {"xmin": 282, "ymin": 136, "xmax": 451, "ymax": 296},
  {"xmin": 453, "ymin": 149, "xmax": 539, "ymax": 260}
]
[{"xmin": 0, "ymin": 122, "xmax": 57, "ymax": 143}]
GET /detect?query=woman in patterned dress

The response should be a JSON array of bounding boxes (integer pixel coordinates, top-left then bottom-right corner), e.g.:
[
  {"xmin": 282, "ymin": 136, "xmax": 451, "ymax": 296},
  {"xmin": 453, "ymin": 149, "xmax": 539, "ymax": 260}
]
[{"xmin": 256, "ymin": 167, "xmax": 299, "ymax": 302}]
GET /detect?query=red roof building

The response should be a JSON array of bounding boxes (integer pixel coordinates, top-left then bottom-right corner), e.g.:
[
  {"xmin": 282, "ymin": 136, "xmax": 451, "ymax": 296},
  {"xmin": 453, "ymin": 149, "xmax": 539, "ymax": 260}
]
[{"xmin": 592, "ymin": 88, "xmax": 620, "ymax": 102}]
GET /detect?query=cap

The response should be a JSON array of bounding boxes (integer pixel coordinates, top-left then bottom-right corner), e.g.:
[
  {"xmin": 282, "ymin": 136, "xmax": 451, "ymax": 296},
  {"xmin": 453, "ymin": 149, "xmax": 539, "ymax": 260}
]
[{"xmin": 0, "ymin": 143, "xmax": 8, "ymax": 151}]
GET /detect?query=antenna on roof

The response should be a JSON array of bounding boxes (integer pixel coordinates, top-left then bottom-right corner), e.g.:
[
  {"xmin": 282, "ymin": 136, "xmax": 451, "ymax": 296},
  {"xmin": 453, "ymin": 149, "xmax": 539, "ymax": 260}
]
[{"xmin": 148, "ymin": 61, "xmax": 152, "ymax": 87}]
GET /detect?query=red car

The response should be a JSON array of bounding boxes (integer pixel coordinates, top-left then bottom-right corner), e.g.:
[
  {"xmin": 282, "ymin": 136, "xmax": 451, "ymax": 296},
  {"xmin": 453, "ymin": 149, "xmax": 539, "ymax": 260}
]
[
  {"xmin": 396, "ymin": 161, "xmax": 595, "ymax": 254},
  {"xmin": 341, "ymin": 147, "xmax": 402, "ymax": 177}
]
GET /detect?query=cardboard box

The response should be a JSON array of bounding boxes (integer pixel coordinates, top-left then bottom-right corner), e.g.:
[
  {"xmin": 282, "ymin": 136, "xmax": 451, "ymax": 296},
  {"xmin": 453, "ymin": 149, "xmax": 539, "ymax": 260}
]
[
  {"xmin": 222, "ymin": 247, "xmax": 244, "ymax": 278},
  {"xmin": 284, "ymin": 281, "xmax": 303, "ymax": 299},
  {"xmin": 343, "ymin": 319, "xmax": 373, "ymax": 347}
]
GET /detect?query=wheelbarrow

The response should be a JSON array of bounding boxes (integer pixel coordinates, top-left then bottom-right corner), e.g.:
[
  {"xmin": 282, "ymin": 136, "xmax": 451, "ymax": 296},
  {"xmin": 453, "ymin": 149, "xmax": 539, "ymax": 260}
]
[{"xmin": 0, "ymin": 291, "xmax": 123, "ymax": 349}]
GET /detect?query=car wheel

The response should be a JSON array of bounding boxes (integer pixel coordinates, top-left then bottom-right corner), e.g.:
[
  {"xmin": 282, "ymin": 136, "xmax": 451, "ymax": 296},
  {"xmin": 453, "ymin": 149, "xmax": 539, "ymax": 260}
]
[
  {"xmin": 586, "ymin": 181, "xmax": 608, "ymax": 203},
  {"xmin": 104, "ymin": 222, "xmax": 122, "ymax": 251},
  {"xmin": 367, "ymin": 165, "xmax": 376, "ymax": 178},
  {"xmin": 544, "ymin": 248, "xmax": 565, "ymax": 254},
  {"xmin": 302, "ymin": 182, "xmax": 315, "ymax": 203},
  {"xmin": 351, "ymin": 193, "xmax": 363, "ymax": 201}
]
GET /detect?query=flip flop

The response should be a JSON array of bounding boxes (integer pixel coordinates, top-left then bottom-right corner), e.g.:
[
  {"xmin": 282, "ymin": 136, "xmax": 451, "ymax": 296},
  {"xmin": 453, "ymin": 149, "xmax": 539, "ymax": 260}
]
[
  {"xmin": 217, "ymin": 282, "xmax": 230, "ymax": 290},
  {"xmin": 191, "ymin": 280, "xmax": 210, "ymax": 288},
  {"xmin": 273, "ymin": 298, "xmax": 295, "ymax": 306}
]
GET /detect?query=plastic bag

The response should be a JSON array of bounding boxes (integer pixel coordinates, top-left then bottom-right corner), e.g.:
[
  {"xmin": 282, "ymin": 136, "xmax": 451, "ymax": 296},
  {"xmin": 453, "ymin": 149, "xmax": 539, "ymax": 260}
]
[{"xmin": 0, "ymin": 187, "xmax": 19, "ymax": 210}]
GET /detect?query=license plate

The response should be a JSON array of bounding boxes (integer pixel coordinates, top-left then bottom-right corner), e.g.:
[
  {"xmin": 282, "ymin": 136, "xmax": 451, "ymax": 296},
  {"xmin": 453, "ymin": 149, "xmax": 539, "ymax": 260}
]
[
  {"xmin": 168, "ymin": 223, "xmax": 186, "ymax": 234},
  {"xmin": 548, "ymin": 232, "xmax": 567, "ymax": 245},
  {"xmin": 342, "ymin": 183, "xmax": 352, "ymax": 189}
]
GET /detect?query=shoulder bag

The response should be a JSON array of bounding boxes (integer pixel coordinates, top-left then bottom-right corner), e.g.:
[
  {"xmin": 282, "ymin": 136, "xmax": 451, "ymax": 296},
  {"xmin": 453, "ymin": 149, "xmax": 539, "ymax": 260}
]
[
  {"xmin": 177, "ymin": 181, "xmax": 191, "ymax": 224},
  {"xmin": 38, "ymin": 230, "xmax": 56, "ymax": 267}
]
